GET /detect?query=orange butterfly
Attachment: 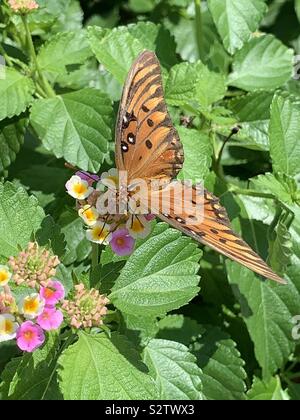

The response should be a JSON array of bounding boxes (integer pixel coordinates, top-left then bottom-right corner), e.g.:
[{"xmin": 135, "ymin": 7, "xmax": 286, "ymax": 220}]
[{"xmin": 115, "ymin": 50, "xmax": 286, "ymax": 284}]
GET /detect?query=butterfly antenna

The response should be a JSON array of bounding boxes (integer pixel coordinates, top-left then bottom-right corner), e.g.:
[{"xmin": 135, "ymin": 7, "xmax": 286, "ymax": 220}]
[
  {"xmin": 65, "ymin": 162, "xmax": 99, "ymax": 183},
  {"xmin": 65, "ymin": 162, "xmax": 77, "ymax": 171},
  {"xmin": 216, "ymin": 125, "xmax": 242, "ymax": 168},
  {"xmin": 134, "ymin": 214, "xmax": 144, "ymax": 230},
  {"xmin": 82, "ymin": 205, "xmax": 92, "ymax": 215},
  {"xmin": 101, "ymin": 217, "xmax": 125, "ymax": 244},
  {"xmin": 95, "ymin": 214, "xmax": 110, "ymax": 245},
  {"xmin": 130, "ymin": 214, "xmax": 134, "ymax": 229}
]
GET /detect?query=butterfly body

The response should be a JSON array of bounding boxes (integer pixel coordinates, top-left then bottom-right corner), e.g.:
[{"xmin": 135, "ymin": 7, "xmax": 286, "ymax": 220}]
[{"xmin": 115, "ymin": 50, "xmax": 286, "ymax": 285}]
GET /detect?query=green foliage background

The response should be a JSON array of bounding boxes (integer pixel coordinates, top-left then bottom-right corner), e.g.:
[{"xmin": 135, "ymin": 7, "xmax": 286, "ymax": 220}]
[{"xmin": 0, "ymin": 0, "xmax": 300, "ymax": 400}]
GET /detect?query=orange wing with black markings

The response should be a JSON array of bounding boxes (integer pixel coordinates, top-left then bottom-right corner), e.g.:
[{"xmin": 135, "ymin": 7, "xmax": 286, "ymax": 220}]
[
  {"xmin": 155, "ymin": 181, "xmax": 286, "ymax": 284},
  {"xmin": 115, "ymin": 50, "xmax": 184, "ymax": 183},
  {"xmin": 115, "ymin": 50, "xmax": 286, "ymax": 284}
]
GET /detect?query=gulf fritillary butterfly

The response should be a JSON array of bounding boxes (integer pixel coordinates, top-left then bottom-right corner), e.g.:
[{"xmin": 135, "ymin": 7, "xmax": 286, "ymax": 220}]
[{"xmin": 115, "ymin": 50, "xmax": 286, "ymax": 284}]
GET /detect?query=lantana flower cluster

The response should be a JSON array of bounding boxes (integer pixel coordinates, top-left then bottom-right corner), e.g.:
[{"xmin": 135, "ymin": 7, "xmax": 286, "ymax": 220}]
[
  {"xmin": 8, "ymin": 0, "xmax": 39, "ymax": 13},
  {"xmin": 62, "ymin": 283, "xmax": 109, "ymax": 329},
  {"xmin": 66, "ymin": 169, "xmax": 155, "ymax": 256},
  {"xmin": 0, "ymin": 242, "xmax": 64, "ymax": 352}
]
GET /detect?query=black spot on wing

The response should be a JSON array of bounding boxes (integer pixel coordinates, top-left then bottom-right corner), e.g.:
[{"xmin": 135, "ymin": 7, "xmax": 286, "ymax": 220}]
[{"xmin": 146, "ymin": 139, "xmax": 153, "ymax": 149}]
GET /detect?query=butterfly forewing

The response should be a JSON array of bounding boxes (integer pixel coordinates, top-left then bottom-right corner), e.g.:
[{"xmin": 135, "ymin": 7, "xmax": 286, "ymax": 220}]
[{"xmin": 115, "ymin": 51, "xmax": 184, "ymax": 183}]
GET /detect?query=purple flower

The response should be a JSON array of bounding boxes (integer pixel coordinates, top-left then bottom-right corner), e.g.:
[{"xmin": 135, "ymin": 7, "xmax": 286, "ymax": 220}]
[
  {"xmin": 16, "ymin": 321, "xmax": 45, "ymax": 352},
  {"xmin": 110, "ymin": 228, "xmax": 135, "ymax": 256},
  {"xmin": 37, "ymin": 307, "xmax": 63, "ymax": 331},
  {"xmin": 40, "ymin": 280, "xmax": 65, "ymax": 306},
  {"xmin": 75, "ymin": 171, "xmax": 99, "ymax": 186},
  {"xmin": 145, "ymin": 214, "xmax": 156, "ymax": 221}
]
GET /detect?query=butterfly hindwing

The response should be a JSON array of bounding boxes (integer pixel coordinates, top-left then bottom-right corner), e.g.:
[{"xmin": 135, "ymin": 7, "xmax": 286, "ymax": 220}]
[
  {"xmin": 155, "ymin": 182, "xmax": 285, "ymax": 284},
  {"xmin": 115, "ymin": 51, "xmax": 184, "ymax": 183}
]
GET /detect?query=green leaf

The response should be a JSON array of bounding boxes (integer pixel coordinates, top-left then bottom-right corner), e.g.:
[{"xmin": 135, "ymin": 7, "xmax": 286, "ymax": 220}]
[
  {"xmin": 193, "ymin": 326, "xmax": 247, "ymax": 400},
  {"xmin": 88, "ymin": 23, "xmax": 177, "ymax": 85},
  {"xmin": 86, "ymin": 7, "xmax": 119, "ymax": 29},
  {"xmin": 195, "ymin": 66, "xmax": 226, "ymax": 108},
  {"xmin": 157, "ymin": 315, "xmax": 201, "ymax": 345},
  {"xmin": 165, "ymin": 62, "xmax": 200, "ymax": 106},
  {"xmin": 177, "ymin": 127, "xmax": 213, "ymax": 182},
  {"xmin": 91, "ymin": 261, "xmax": 125, "ymax": 292},
  {"xmin": 227, "ymin": 92, "xmax": 274, "ymax": 151},
  {"xmin": 207, "ymin": 0, "xmax": 267, "ymax": 54},
  {"xmin": 166, "ymin": 11, "xmax": 230, "ymax": 72},
  {"xmin": 0, "ymin": 68, "xmax": 34, "ymax": 121},
  {"xmin": 49, "ymin": 0, "xmax": 83, "ymax": 34},
  {"xmin": 128, "ymin": 0, "xmax": 156, "ymax": 13},
  {"xmin": 247, "ymin": 376, "xmax": 288, "ymax": 400},
  {"xmin": 261, "ymin": 0, "xmax": 284, "ymax": 27},
  {"xmin": 288, "ymin": 382, "xmax": 300, "ymax": 400},
  {"xmin": 58, "ymin": 332, "xmax": 157, "ymax": 400},
  {"xmin": 0, "ymin": 341, "xmax": 19, "ymax": 376},
  {"xmin": 250, "ymin": 173, "xmax": 295, "ymax": 206},
  {"xmin": 26, "ymin": 0, "xmax": 83, "ymax": 36},
  {"xmin": 143, "ymin": 339, "xmax": 204, "ymax": 400},
  {"xmin": 269, "ymin": 94, "xmax": 300, "ymax": 178},
  {"xmin": 199, "ymin": 251, "xmax": 236, "ymax": 310},
  {"xmin": 166, "ymin": 17, "xmax": 199, "ymax": 63},
  {"xmin": 0, "ymin": 118, "xmax": 26, "ymax": 173},
  {"xmin": 166, "ymin": 61, "xmax": 225, "ymax": 108},
  {"xmin": 127, "ymin": 22, "xmax": 178, "ymax": 69},
  {"xmin": 55, "ymin": 263, "xmax": 74, "ymax": 296},
  {"xmin": 228, "ymin": 196, "xmax": 300, "ymax": 378},
  {"xmin": 268, "ymin": 219, "xmax": 293, "ymax": 278},
  {"xmin": 60, "ymin": 215, "xmax": 91, "ymax": 266},
  {"xmin": 0, "ymin": 333, "xmax": 61, "ymax": 400},
  {"xmin": 229, "ymin": 35, "xmax": 293, "ymax": 91},
  {"xmin": 30, "ymin": 89, "xmax": 113, "ymax": 172},
  {"xmin": 226, "ymin": 262, "xmax": 300, "ymax": 379},
  {"xmin": 296, "ymin": 0, "xmax": 300, "ymax": 22},
  {"xmin": 93, "ymin": 68, "xmax": 122, "ymax": 101},
  {"xmin": 110, "ymin": 223, "xmax": 201, "ymax": 317},
  {"xmin": 0, "ymin": 182, "xmax": 44, "ymax": 258},
  {"xmin": 11, "ymin": 162, "xmax": 71, "ymax": 201},
  {"xmin": 56, "ymin": 62, "xmax": 99, "ymax": 91},
  {"xmin": 121, "ymin": 313, "xmax": 159, "ymax": 347},
  {"xmin": 36, "ymin": 215, "xmax": 67, "ymax": 259},
  {"xmin": 228, "ymin": 92, "xmax": 273, "ymax": 122},
  {"xmin": 37, "ymin": 31, "xmax": 92, "ymax": 79},
  {"xmin": 88, "ymin": 26, "xmax": 144, "ymax": 84},
  {"xmin": 157, "ymin": 317, "xmax": 247, "ymax": 400}
]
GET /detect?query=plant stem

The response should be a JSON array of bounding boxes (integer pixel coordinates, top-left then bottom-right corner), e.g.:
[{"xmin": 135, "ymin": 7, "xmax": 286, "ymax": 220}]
[
  {"xmin": 286, "ymin": 372, "xmax": 300, "ymax": 380},
  {"xmin": 224, "ymin": 91, "xmax": 245, "ymax": 98},
  {"xmin": 268, "ymin": 206, "xmax": 282, "ymax": 242},
  {"xmin": 8, "ymin": 56, "xmax": 29, "ymax": 71},
  {"xmin": 216, "ymin": 128, "xmax": 240, "ymax": 169},
  {"xmin": 91, "ymin": 243, "xmax": 99, "ymax": 269},
  {"xmin": 41, "ymin": 330, "xmax": 76, "ymax": 400},
  {"xmin": 229, "ymin": 187, "xmax": 275, "ymax": 200},
  {"xmin": 21, "ymin": 14, "xmax": 55, "ymax": 97},
  {"xmin": 194, "ymin": 0, "xmax": 204, "ymax": 61},
  {"xmin": 210, "ymin": 130, "xmax": 227, "ymax": 183},
  {"xmin": 0, "ymin": 43, "xmax": 13, "ymax": 67},
  {"xmin": 35, "ymin": 81, "xmax": 48, "ymax": 98}
]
